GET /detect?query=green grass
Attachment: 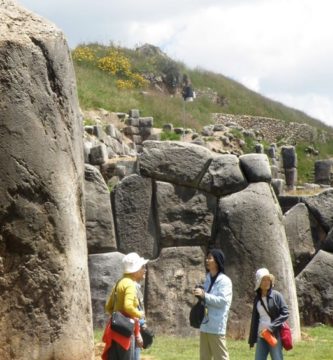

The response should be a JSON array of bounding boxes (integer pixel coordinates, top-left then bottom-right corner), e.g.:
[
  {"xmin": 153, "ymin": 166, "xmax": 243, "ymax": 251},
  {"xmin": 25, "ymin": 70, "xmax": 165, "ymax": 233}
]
[
  {"xmin": 73, "ymin": 44, "xmax": 333, "ymax": 133},
  {"xmin": 296, "ymin": 140, "xmax": 333, "ymax": 184},
  {"xmin": 73, "ymin": 43, "xmax": 333, "ymax": 185},
  {"xmin": 95, "ymin": 326, "xmax": 333, "ymax": 360},
  {"xmin": 160, "ymin": 131, "xmax": 181, "ymax": 141}
]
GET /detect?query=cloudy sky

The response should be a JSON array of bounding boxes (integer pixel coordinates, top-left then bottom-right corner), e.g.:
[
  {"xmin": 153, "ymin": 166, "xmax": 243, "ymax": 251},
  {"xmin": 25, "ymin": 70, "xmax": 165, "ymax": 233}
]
[{"xmin": 17, "ymin": 0, "xmax": 333, "ymax": 127}]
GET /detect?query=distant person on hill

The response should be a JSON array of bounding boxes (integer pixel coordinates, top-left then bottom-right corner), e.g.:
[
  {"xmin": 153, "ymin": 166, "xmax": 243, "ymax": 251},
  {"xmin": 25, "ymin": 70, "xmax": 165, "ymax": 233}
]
[
  {"xmin": 181, "ymin": 73, "xmax": 195, "ymax": 101},
  {"xmin": 102, "ymin": 253, "xmax": 148, "ymax": 360},
  {"xmin": 248, "ymin": 268, "xmax": 289, "ymax": 360},
  {"xmin": 193, "ymin": 249, "xmax": 233, "ymax": 360}
]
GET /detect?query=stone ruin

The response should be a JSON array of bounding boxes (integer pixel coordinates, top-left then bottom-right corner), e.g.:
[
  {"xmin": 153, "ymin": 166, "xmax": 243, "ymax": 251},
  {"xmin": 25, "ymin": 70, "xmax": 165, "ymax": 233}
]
[
  {"xmin": 2, "ymin": 2, "xmax": 333, "ymax": 359},
  {"xmin": 87, "ymin": 141, "xmax": 302, "ymax": 341}
]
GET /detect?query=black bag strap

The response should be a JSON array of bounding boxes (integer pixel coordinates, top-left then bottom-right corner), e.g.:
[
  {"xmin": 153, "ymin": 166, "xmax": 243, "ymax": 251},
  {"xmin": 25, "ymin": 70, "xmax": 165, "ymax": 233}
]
[
  {"xmin": 259, "ymin": 297, "xmax": 271, "ymax": 319},
  {"xmin": 112, "ymin": 279, "xmax": 122, "ymax": 313}
]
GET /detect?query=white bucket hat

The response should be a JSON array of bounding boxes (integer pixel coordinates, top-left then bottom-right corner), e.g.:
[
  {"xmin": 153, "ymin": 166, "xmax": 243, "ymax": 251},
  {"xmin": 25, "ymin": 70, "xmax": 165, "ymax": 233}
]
[
  {"xmin": 122, "ymin": 252, "xmax": 149, "ymax": 274},
  {"xmin": 254, "ymin": 268, "xmax": 275, "ymax": 290}
]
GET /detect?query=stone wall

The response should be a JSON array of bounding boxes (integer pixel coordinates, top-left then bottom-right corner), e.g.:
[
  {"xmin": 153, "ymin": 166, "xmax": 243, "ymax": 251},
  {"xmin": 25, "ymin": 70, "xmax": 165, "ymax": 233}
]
[
  {"xmin": 88, "ymin": 140, "xmax": 302, "ymax": 341},
  {"xmin": 212, "ymin": 113, "xmax": 326, "ymax": 144}
]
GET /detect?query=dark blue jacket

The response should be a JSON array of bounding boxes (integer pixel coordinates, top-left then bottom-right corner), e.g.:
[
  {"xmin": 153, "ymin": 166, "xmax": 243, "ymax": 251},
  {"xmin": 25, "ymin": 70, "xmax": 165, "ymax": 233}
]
[{"xmin": 248, "ymin": 288, "xmax": 289, "ymax": 348}]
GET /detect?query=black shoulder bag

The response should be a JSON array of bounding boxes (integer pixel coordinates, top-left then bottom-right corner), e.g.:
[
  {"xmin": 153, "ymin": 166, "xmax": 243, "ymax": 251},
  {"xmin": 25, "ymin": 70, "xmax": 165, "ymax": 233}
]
[
  {"xmin": 110, "ymin": 280, "xmax": 135, "ymax": 337},
  {"xmin": 189, "ymin": 283, "xmax": 213, "ymax": 329}
]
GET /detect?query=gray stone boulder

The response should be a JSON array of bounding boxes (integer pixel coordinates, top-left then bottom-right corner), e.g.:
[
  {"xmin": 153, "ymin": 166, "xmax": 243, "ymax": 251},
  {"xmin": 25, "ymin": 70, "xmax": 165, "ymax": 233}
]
[
  {"xmin": 284, "ymin": 167, "xmax": 297, "ymax": 188},
  {"xmin": 271, "ymin": 178, "xmax": 285, "ymax": 196},
  {"xmin": 214, "ymin": 183, "xmax": 300, "ymax": 340},
  {"xmin": 302, "ymin": 189, "xmax": 333, "ymax": 232},
  {"xmin": 296, "ymin": 250, "xmax": 333, "ymax": 325},
  {"xmin": 90, "ymin": 143, "xmax": 108, "ymax": 165},
  {"xmin": 255, "ymin": 143, "xmax": 264, "ymax": 153},
  {"xmin": 314, "ymin": 159, "xmax": 333, "ymax": 185},
  {"xmin": 145, "ymin": 246, "xmax": 206, "ymax": 336},
  {"xmin": 0, "ymin": 1, "xmax": 94, "ymax": 359},
  {"xmin": 156, "ymin": 182, "xmax": 216, "ymax": 247},
  {"xmin": 139, "ymin": 141, "xmax": 213, "ymax": 188},
  {"xmin": 281, "ymin": 145, "xmax": 297, "ymax": 168},
  {"xmin": 198, "ymin": 155, "xmax": 247, "ymax": 196},
  {"xmin": 88, "ymin": 252, "xmax": 124, "ymax": 329},
  {"xmin": 84, "ymin": 164, "xmax": 117, "ymax": 253},
  {"xmin": 239, "ymin": 154, "xmax": 272, "ymax": 183},
  {"xmin": 283, "ymin": 203, "xmax": 316, "ymax": 275},
  {"xmin": 112, "ymin": 174, "xmax": 158, "ymax": 258},
  {"xmin": 322, "ymin": 228, "xmax": 333, "ymax": 252}
]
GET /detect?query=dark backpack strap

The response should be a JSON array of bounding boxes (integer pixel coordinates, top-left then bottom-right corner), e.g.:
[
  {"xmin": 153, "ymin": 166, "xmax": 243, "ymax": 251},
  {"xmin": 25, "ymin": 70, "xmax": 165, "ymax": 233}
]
[
  {"xmin": 259, "ymin": 297, "xmax": 271, "ymax": 318},
  {"xmin": 112, "ymin": 278, "xmax": 122, "ymax": 312}
]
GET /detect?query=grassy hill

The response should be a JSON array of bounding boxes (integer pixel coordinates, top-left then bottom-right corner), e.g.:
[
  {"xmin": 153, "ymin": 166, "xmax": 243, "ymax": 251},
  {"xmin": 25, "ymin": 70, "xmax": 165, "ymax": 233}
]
[{"xmin": 72, "ymin": 43, "xmax": 333, "ymax": 184}]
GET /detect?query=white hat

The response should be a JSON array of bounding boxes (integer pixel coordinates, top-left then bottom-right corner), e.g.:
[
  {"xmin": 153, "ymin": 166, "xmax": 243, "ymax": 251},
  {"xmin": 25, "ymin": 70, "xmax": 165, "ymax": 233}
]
[
  {"xmin": 122, "ymin": 252, "xmax": 149, "ymax": 274},
  {"xmin": 254, "ymin": 268, "xmax": 275, "ymax": 290}
]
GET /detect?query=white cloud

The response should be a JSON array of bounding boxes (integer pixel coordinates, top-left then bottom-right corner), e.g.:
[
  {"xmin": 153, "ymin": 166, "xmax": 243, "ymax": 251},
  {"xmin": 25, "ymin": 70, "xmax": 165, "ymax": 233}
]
[{"xmin": 269, "ymin": 93, "xmax": 333, "ymax": 126}]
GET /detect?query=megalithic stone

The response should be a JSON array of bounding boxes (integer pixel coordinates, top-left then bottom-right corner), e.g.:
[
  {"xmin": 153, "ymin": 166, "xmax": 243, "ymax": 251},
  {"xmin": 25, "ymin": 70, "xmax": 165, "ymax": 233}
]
[
  {"xmin": 314, "ymin": 159, "xmax": 333, "ymax": 185},
  {"xmin": 281, "ymin": 145, "xmax": 297, "ymax": 169},
  {"xmin": 214, "ymin": 182, "xmax": 301, "ymax": 341},
  {"xmin": 0, "ymin": 1, "xmax": 94, "ymax": 359}
]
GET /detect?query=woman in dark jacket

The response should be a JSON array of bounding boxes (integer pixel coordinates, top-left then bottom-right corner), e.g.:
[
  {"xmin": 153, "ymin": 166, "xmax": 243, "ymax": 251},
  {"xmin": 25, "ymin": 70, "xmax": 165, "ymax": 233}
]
[{"xmin": 248, "ymin": 268, "xmax": 289, "ymax": 360}]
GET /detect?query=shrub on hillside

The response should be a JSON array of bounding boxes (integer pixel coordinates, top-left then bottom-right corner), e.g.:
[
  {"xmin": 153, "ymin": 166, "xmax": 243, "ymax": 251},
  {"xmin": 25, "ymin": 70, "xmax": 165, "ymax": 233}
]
[{"xmin": 72, "ymin": 46, "xmax": 96, "ymax": 63}]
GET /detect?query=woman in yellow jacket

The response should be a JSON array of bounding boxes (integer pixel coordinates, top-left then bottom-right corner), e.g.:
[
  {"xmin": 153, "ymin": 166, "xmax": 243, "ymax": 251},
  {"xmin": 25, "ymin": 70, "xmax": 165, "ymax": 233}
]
[{"xmin": 103, "ymin": 253, "xmax": 148, "ymax": 360}]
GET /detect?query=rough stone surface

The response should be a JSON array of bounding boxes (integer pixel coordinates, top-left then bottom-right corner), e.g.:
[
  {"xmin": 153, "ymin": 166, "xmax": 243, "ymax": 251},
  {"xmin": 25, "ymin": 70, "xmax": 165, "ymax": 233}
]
[
  {"xmin": 239, "ymin": 154, "xmax": 272, "ymax": 183},
  {"xmin": 281, "ymin": 146, "xmax": 297, "ymax": 169},
  {"xmin": 314, "ymin": 160, "xmax": 333, "ymax": 185},
  {"xmin": 145, "ymin": 246, "xmax": 206, "ymax": 336},
  {"xmin": 322, "ymin": 228, "xmax": 333, "ymax": 252},
  {"xmin": 156, "ymin": 182, "xmax": 216, "ymax": 247},
  {"xmin": 283, "ymin": 203, "xmax": 316, "ymax": 275},
  {"xmin": 214, "ymin": 183, "xmax": 301, "ymax": 340},
  {"xmin": 302, "ymin": 189, "xmax": 333, "ymax": 232},
  {"xmin": 198, "ymin": 155, "xmax": 247, "ymax": 196},
  {"xmin": 88, "ymin": 252, "xmax": 124, "ymax": 329},
  {"xmin": 112, "ymin": 174, "xmax": 158, "ymax": 258},
  {"xmin": 0, "ymin": 1, "xmax": 94, "ymax": 359},
  {"xmin": 84, "ymin": 164, "xmax": 117, "ymax": 253},
  {"xmin": 139, "ymin": 141, "xmax": 213, "ymax": 187},
  {"xmin": 296, "ymin": 250, "xmax": 333, "ymax": 325}
]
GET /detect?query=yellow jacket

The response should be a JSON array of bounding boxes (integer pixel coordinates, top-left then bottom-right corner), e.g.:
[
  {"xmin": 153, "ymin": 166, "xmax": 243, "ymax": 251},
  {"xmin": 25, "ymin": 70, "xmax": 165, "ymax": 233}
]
[{"xmin": 105, "ymin": 275, "xmax": 143, "ymax": 319}]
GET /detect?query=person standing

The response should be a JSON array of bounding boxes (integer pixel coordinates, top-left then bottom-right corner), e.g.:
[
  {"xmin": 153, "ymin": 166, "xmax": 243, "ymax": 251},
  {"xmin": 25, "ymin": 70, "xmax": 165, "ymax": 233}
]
[
  {"xmin": 248, "ymin": 268, "xmax": 289, "ymax": 360},
  {"xmin": 102, "ymin": 253, "xmax": 148, "ymax": 360},
  {"xmin": 133, "ymin": 277, "xmax": 146, "ymax": 360},
  {"xmin": 193, "ymin": 249, "xmax": 233, "ymax": 360}
]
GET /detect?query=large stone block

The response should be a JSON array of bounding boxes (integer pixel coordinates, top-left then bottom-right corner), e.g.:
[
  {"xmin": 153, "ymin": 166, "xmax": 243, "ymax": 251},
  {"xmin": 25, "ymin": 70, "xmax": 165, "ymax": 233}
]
[
  {"xmin": 84, "ymin": 164, "xmax": 117, "ymax": 253},
  {"xmin": 214, "ymin": 183, "xmax": 300, "ymax": 340},
  {"xmin": 198, "ymin": 154, "xmax": 247, "ymax": 196},
  {"xmin": 88, "ymin": 252, "xmax": 124, "ymax": 329},
  {"xmin": 156, "ymin": 182, "xmax": 216, "ymax": 247},
  {"xmin": 0, "ymin": 1, "xmax": 94, "ymax": 358},
  {"xmin": 281, "ymin": 145, "xmax": 297, "ymax": 169},
  {"xmin": 145, "ymin": 247, "xmax": 206, "ymax": 336},
  {"xmin": 239, "ymin": 154, "xmax": 272, "ymax": 183},
  {"xmin": 112, "ymin": 174, "xmax": 158, "ymax": 258},
  {"xmin": 296, "ymin": 250, "xmax": 333, "ymax": 325},
  {"xmin": 302, "ymin": 189, "xmax": 333, "ymax": 232},
  {"xmin": 283, "ymin": 203, "xmax": 316, "ymax": 275},
  {"xmin": 314, "ymin": 159, "xmax": 333, "ymax": 185},
  {"xmin": 139, "ymin": 141, "xmax": 213, "ymax": 187}
]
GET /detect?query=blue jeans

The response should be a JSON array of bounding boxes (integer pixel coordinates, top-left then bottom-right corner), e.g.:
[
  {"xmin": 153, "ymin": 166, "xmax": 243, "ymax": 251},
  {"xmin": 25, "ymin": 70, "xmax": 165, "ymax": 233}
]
[
  {"xmin": 255, "ymin": 334, "xmax": 283, "ymax": 360},
  {"xmin": 133, "ymin": 346, "xmax": 141, "ymax": 360}
]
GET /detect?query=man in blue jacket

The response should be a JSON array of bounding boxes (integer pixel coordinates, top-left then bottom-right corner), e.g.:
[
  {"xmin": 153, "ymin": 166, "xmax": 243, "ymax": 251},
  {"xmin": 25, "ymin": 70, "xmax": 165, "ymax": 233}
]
[{"xmin": 193, "ymin": 249, "xmax": 233, "ymax": 360}]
